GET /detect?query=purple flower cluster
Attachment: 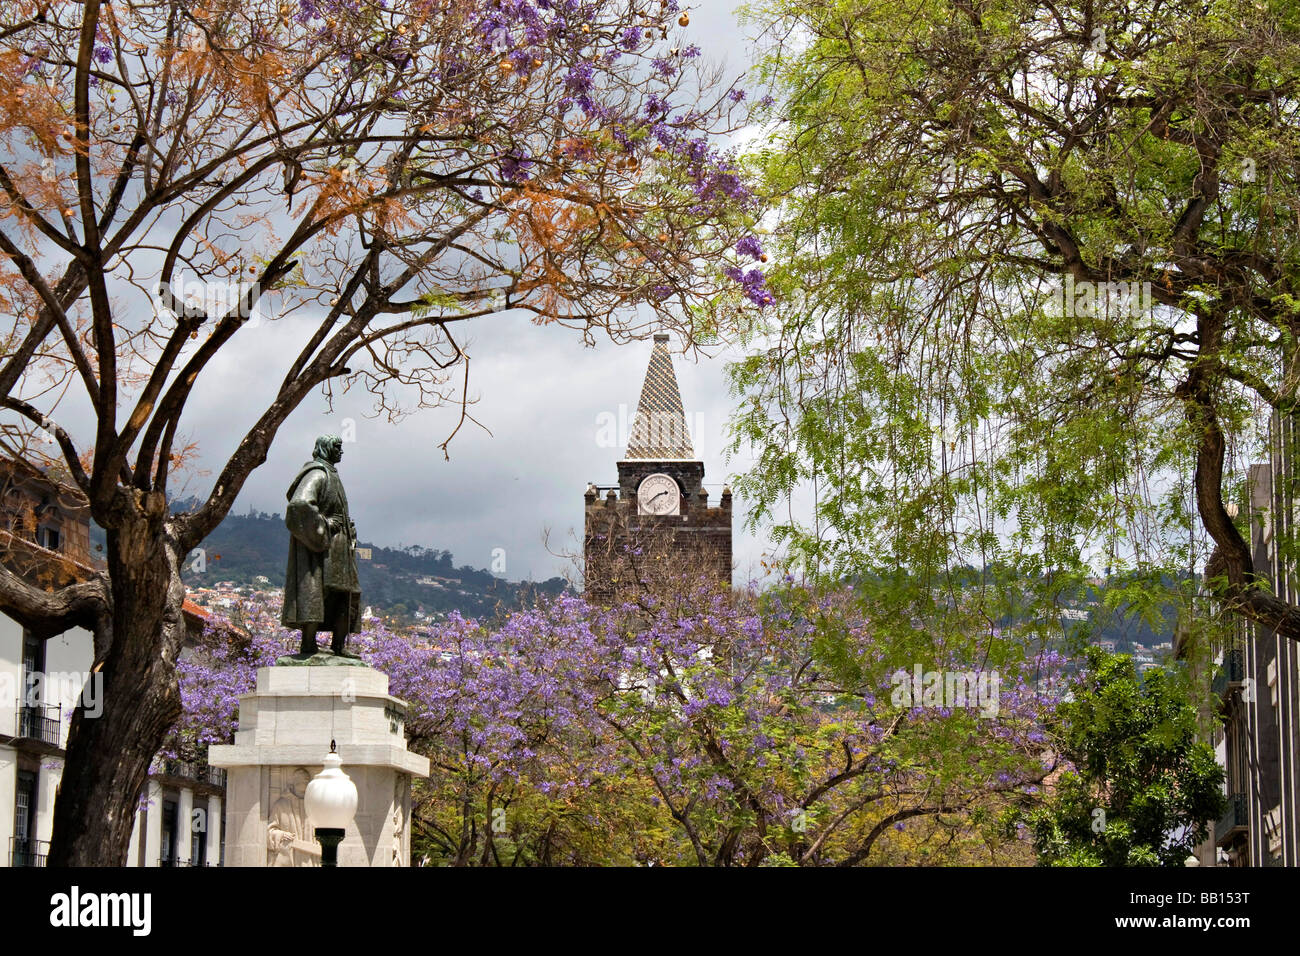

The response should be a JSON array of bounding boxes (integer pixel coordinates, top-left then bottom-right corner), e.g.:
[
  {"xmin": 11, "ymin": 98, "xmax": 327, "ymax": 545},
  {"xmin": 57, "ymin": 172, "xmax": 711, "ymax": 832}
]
[
  {"xmin": 724, "ymin": 265, "xmax": 774, "ymax": 307},
  {"xmin": 564, "ymin": 62, "xmax": 595, "ymax": 94},
  {"xmin": 500, "ymin": 151, "xmax": 534, "ymax": 181}
]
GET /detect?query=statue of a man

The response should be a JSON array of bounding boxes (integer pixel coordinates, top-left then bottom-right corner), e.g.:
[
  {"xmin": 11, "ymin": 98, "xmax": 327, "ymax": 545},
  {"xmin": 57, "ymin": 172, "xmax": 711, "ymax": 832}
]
[
  {"xmin": 267, "ymin": 768, "xmax": 321, "ymax": 867},
  {"xmin": 282, "ymin": 434, "xmax": 361, "ymax": 657}
]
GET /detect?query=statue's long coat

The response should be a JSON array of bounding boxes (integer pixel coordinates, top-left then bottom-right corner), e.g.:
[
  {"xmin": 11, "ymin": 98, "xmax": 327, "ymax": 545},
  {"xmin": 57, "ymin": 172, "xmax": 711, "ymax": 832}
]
[
  {"xmin": 281, "ymin": 458, "xmax": 360, "ymax": 632},
  {"xmin": 266, "ymin": 792, "xmax": 317, "ymax": 867}
]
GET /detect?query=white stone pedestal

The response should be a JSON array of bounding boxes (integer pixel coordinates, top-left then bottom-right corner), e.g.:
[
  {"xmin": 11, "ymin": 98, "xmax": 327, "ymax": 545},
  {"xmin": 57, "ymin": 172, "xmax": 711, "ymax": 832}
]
[{"xmin": 209, "ymin": 665, "xmax": 429, "ymax": 867}]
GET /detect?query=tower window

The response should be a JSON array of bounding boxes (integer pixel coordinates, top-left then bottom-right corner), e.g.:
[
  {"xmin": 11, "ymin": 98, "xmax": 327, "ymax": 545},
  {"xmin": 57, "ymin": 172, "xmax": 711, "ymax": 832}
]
[{"xmin": 35, "ymin": 525, "xmax": 60, "ymax": 551}]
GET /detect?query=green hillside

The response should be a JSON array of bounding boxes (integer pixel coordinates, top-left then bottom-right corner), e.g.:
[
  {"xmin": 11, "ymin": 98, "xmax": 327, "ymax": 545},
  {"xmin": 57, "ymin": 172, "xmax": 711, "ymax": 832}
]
[{"xmin": 90, "ymin": 502, "xmax": 569, "ymax": 625}]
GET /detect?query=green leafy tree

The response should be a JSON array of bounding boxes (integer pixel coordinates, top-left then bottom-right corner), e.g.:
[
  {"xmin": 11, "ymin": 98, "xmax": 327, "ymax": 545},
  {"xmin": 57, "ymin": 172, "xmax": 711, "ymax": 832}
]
[
  {"xmin": 1023, "ymin": 648, "xmax": 1226, "ymax": 866},
  {"xmin": 734, "ymin": 0, "xmax": 1300, "ymax": 648}
]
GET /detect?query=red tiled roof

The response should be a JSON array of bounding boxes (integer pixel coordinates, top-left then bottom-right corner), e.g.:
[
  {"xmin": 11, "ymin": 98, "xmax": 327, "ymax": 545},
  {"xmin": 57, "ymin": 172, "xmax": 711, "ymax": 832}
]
[{"xmin": 182, "ymin": 598, "xmax": 211, "ymax": 620}]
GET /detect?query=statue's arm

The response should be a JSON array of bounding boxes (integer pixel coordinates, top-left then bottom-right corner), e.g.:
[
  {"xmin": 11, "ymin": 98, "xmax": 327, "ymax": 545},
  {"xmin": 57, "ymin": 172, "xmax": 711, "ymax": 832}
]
[
  {"xmin": 285, "ymin": 471, "xmax": 331, "ymax": 553},
  {"xmin": 267, "ymin": 806, "xmax": 292, "ymax": 849}
]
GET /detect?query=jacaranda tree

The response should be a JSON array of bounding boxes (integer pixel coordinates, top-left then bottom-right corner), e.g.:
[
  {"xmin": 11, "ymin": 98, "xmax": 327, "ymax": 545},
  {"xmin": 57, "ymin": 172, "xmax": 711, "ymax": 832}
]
[
  {"xmin": 0, "ymin": 0, "xmax": 768, "ymax": 864},
  {"xmin": 174, "ymin": 581, "xmax": 1065, "ymax": 865}
]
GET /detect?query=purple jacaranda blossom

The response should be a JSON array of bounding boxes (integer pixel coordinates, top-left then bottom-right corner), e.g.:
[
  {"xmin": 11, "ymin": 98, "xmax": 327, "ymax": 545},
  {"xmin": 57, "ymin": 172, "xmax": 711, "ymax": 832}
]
[
  {"xmin": 168, "ymin": 563, "xmax": 1062, "ymax": 865},
  {"xmin": 500, "ymin": 151, "xmax": 533, "ymax": 181},
  {"xmin": 723, "ymin": 265, "xmax": 774, "ymax": 307},
  {"xmin": 564, "ymin": 62, "xmax": 594, "ymax": 93}
]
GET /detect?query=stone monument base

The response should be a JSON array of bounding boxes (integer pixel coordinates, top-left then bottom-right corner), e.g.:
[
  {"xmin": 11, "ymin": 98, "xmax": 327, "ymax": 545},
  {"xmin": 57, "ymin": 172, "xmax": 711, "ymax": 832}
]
[{"xmin": 209, "ymin": 665, "xmax": 429, "ymax": 867}]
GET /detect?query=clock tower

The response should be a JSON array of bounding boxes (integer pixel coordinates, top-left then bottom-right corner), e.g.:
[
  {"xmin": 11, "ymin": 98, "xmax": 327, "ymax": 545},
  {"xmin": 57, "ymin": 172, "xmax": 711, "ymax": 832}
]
[{"xmin": 584, "ymin": 334, "xmax": 732, "ymax": 603}]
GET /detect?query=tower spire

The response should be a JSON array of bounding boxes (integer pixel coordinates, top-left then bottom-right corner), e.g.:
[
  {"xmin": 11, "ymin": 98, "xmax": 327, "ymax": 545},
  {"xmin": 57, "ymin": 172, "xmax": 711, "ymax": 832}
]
[{"xmin": 625, "ymin": 333, "xmax": 695, "ymax": 460}]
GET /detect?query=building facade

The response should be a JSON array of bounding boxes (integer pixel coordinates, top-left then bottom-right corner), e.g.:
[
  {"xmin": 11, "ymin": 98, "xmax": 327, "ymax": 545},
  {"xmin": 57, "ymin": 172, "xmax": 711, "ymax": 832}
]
[
  {"xmin": 1196, "ymin": 410, "xmax": 1300, "ymax": 866},
  {"xmin": 583, "ymin": 334, "xmax": 732, "ymax": 602},
  {"xmin": 0, "ymin": 461, "xmax": 226, "ymax": 866}
]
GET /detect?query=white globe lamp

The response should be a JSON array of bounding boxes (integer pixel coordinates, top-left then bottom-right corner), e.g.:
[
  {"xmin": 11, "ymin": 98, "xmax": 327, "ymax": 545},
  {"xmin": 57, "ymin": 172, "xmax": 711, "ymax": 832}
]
[{"xmin": 304, "ymin": 740, "xmax": 358, "ymax": 867}]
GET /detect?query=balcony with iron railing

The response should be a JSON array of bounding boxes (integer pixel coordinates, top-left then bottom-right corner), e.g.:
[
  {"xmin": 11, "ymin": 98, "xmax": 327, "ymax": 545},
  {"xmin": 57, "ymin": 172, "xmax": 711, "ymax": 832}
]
[
  {"xmin": 1215, "ymin": 793, "xmax": 1249, "ymax": 845},
  {"xmin": 9, "ymin": 837, "xmax": 49, "ymax": 867},
  {"xmin": 160, "ymin": 757, "xmax": 227, "ymax": 789},
  {"xmin": 1212, "ymin": 649, "xmax": 1246, "ymax": 703},
  {"xmin": 13, "ymin": 702, "xmax": 62, "ymax": 747}
]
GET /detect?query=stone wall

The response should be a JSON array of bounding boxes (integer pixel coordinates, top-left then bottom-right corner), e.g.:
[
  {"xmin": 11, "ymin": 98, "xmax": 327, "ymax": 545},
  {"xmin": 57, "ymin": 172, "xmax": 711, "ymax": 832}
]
[{"xmin": 583, "ymin": 484, "xmax": 732, "ymax": 604}]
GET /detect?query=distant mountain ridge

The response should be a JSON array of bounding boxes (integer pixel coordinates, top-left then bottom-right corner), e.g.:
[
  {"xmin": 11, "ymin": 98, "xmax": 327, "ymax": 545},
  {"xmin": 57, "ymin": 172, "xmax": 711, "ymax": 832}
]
[
  {"xmin": 90, "ymin": 498, "xmax": 569, "ymax": 624},
  {"xmin": 85, "ymin": 503, "xmax": 1179, "ymax": 648}
]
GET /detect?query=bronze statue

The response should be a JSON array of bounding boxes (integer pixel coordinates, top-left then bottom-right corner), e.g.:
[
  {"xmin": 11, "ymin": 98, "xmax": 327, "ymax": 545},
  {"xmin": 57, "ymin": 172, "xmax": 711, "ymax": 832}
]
[{"xmin": 281, "ymin": 435, "xmax": 362, "ymax": 659}]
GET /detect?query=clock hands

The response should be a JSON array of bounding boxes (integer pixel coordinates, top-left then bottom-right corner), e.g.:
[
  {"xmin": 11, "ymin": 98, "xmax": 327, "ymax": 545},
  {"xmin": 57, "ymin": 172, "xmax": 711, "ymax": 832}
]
[{"xmin": 642, "ymin": 488, "xmax": 672, "ymax": 513}]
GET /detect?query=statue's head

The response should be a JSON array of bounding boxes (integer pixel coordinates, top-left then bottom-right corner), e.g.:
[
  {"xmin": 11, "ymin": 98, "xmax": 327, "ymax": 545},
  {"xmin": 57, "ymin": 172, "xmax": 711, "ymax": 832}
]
[
  {"xmin": 287, "ymin": 767, "xmax": 311, "ymax": 798},
  {"xmin": 313, "ymin": 434, "xmax": 343, "ymax": 465}
]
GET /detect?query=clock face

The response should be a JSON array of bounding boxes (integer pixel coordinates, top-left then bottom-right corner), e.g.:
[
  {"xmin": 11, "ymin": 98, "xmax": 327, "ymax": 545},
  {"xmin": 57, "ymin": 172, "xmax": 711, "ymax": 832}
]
[{"xmin": 638, "ymin": 473, "xmax": 681, "ymax": 516}]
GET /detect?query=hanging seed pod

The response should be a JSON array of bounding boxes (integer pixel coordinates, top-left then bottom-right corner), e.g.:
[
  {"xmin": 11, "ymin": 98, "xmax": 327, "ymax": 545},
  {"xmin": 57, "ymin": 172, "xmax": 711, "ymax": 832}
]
[
  {"xmin": 678, "ymin": 13, "xmax": 689, "ymax": 26},
  {"xmin": 500, "ymin": 59, "xmax": 514, "ymax": 72}
]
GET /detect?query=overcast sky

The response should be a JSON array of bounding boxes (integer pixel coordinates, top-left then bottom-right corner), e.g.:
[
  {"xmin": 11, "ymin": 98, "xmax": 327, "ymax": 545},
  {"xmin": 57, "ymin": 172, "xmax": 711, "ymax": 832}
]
[{"xmin": 167, "ymin": 1, "xmax": 780, "ymax": 587}]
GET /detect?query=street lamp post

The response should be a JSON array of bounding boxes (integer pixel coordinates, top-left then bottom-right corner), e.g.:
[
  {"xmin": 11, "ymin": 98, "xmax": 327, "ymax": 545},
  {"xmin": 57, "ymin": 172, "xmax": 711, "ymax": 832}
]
[{"xmin": 305, "ymin": 740, "xmax": 358, "ymax": 867}]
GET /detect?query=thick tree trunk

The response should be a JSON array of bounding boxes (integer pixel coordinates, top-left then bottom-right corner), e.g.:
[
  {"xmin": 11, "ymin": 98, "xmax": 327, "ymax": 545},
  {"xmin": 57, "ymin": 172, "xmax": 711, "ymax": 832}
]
[
  {"xmin": 1186, "ymin": 308, "xmax": 1300, "ymax": 643},
  {"xmin": 47, "ymin": 519, "xmax": 187, "ymax": 866}
]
